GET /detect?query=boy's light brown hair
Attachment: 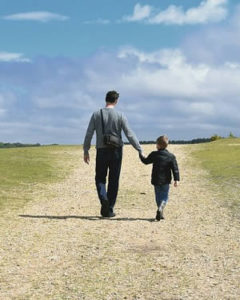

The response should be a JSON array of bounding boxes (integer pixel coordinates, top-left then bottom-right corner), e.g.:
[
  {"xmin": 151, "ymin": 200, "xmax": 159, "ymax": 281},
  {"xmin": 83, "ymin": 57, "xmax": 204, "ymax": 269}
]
[{"xmin": 156, "ymin": 135, "xmax": 169, "ymax": 149}]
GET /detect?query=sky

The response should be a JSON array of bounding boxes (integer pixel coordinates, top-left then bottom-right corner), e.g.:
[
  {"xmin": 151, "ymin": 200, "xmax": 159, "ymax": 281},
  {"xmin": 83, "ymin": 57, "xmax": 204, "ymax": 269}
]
[{"xmin": 1, "ymin": 0, "xmax": 240, "ymax": 144}]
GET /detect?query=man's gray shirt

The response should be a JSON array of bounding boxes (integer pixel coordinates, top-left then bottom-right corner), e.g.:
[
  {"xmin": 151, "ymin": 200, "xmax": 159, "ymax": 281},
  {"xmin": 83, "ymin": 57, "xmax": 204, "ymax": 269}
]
[{"xmin": 83, "ymin": 107, "xmax": 142, "ymax": 154}]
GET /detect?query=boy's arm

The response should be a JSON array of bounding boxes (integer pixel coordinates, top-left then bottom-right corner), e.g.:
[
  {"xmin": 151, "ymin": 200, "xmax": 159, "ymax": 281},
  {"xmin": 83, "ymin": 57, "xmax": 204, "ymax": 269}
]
[
  {"xmin": 171, "ymin": 155, "xmax": 180, "ymax": 182},
  {"xmin": 139, "ymin": 152, "xmax": 153, "ymax": 165}
]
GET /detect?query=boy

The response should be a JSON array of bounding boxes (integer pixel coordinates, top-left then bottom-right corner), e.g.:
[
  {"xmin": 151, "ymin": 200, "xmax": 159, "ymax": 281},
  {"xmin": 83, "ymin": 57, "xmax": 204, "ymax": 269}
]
[{"xmin": 139, "ymin": 135, "xmax": 180, "ymax": 221}]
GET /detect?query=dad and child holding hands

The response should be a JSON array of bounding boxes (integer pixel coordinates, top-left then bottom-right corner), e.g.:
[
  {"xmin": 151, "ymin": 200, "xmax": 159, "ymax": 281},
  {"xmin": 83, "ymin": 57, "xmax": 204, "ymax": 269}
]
[{"xmin": 83, "ymin": 91, "xmax": 180, "ymax": 221}]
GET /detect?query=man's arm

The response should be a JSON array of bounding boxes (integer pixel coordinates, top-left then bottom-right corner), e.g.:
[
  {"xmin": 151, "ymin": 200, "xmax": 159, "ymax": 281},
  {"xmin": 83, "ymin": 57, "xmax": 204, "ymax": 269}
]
[
  {"xmin": 139, "ymin": 152, "xmax": 153, "ymax": 165},
  {"xmin": 83, "ymin": 114, "xmax": 95, "ymax": 164},
  {"xmin": 121, "ymin": 114, "xmax": 142, "ymax": 152}
]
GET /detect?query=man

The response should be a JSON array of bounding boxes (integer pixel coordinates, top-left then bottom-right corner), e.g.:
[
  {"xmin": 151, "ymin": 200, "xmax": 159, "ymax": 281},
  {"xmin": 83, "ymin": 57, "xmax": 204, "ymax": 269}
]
[{"xmin": 83, "ymin": 91, "xmax": 142, "ymax": 217}]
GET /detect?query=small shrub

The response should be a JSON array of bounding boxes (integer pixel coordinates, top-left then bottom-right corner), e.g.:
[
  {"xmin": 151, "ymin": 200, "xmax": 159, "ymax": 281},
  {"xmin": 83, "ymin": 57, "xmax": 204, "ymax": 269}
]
[
  {"xmin": 228, "ymin": 132, "xmax": 236, "ymax": 138},
  {"xmin": 210, "ymin": 134, "xmax": 222, "ymax": 141}
]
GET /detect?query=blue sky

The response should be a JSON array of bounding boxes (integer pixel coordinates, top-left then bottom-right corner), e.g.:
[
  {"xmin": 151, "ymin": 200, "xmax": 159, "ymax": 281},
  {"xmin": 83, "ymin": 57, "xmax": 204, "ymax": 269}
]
[
  {"xmin": 0, "ymin": 0, "xmax": 210, "ymax": 57},
  {"xmin": 1, "ymin": 0, "xmax": 240, "ymax": 144}
]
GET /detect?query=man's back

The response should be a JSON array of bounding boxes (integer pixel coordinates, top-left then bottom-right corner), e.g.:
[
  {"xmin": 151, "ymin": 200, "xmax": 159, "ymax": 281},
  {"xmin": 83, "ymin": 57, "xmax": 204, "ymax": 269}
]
[
  {"xmin": 83, "ymin": 107, "xmax": 141, "ymax": 154},
  {"xmin": 94, "ymin": 108, "xmax": 123, "ymax": 147}
]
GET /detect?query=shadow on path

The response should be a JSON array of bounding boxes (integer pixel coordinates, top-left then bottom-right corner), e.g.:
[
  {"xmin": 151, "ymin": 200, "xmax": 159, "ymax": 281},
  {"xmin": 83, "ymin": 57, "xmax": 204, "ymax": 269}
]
[{"xmin": 19, "ymin": 214, "xmax": 155, "ymax": 222}]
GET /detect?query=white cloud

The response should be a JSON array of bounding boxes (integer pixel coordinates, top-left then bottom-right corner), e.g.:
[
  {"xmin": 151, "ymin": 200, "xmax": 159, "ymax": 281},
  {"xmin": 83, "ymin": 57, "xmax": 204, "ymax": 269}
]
[
  {"xmin": 182, "ymin": 4, "xmax": 240, "ymax": 64},
  {"xmin": 175, "ymin": 101, "xmax": 215, "ymax": 116},
  {"xmin": 1, "ymin": 40, "xmax": 240, "ymax": 143},
  {"xmin": 124, "ymin": 0, "xmax": 228, "ymax": 25},
  {"xmin": 87, "ymin": 47, "xmax": 240, "ymax": 136},
  {"xmin": 118, "ymin": 47, "xmax": 187, "ymax": 67},
  {"xmin": 0, "ymin": 95, "xmax": 6, "ymax": 116},
  {"xmin": 0, "ymin": 52, "xmax": 31, "ymax": 62},
  {"xmin": 84, "ymin": 18, "xmax": 110, "ymax": 24},
  {"xmin": 117, "ymin": 47, "xmax": 210, "ymax": 98},
  {"xmin": 33, "ymin": 90, "xmax": 95, "ymax": 110},
  {"xmin": 0, "ymin": 91, "xmax": 18, "ymax": 119},
  {"xmin": 3, "ymin": 11, "xmax": 69, "ymax": 22},
  {"xmin": 0, "ymin": 108, "xmax": 6, "ymax": 116},
  {"xmin": 123, "ymin": 3, "xmax": 151, "ymax": 22}
]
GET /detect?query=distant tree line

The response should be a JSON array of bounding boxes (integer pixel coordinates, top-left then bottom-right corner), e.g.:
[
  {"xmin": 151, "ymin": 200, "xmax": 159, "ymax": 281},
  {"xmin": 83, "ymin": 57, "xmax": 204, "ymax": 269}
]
[
  {"xmin": 127, "ymin": 132, "xmax": 238, "ymax": 145},
  {"xmin": 1, "ymin": 132, "xmax": 238, "ymax": 148},
  {"xmin": 0, "ymin": 142, "xmax": 41, "ymax": 149},
  {"xmin": 135, "ymin": 132, "xmax": 239, "ymax": 145},
  {"xmin": 170, "ymin": 138, "xmax": 212, "ymax": 144},
  {"xmin": 138, "ymin": 138, "xmax": 211, "ymax": 145}
]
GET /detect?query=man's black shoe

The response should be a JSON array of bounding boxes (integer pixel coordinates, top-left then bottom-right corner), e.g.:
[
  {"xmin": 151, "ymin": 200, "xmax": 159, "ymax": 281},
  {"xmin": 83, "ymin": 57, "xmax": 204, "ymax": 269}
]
[
  {"xmin": 156, "ymin": 209, "xmax": 164, "ymax": 221},
  {"xmin": 108, "ymin": 212, "xmax": 116, "ymax": 218},
  {"xmin": 156, "ymin": 210, "xmax": 161, "ymax": 221},
  {"xmin": 100, "ymin": 199, "xmax": 110, "ymax": 217}
]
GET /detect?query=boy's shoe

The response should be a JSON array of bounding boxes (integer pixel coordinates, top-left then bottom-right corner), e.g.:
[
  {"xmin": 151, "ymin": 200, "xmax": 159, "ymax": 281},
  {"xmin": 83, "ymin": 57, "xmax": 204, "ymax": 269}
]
[
  {"xmin": 100, "ymin": 199, "xmax": 110, "ymax": 217},
  {"xmin": 159, "ymin": 201, "xmax": 166, "ymax": 220}
]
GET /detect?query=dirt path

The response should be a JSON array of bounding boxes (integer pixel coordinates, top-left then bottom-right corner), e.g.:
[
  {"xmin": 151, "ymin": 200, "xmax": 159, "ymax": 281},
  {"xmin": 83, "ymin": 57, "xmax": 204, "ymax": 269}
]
[{"xmin": 0, "ymin": 145, "xmax": 239, "ymax": 300}]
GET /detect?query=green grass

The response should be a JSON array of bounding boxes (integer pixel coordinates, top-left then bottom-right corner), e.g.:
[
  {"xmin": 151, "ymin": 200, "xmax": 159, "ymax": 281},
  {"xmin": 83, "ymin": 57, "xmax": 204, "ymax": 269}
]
[
  {"xmin": 0, "ymin": 145, "xmax": 81, "ymax": 211},
  {"xmin": 191, "ymin": 138, "xmax": 240, "ymax": 216}
]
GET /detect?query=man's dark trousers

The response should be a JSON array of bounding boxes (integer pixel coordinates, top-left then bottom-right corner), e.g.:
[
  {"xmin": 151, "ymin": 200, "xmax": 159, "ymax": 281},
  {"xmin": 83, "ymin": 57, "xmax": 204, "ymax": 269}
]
[{"xmin": 95, "ymin": 147, "xmax": 122, "ymax": 212}]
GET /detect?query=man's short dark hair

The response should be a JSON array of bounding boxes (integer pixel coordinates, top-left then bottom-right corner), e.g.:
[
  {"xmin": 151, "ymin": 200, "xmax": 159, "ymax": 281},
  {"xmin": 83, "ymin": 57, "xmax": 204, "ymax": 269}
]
[{"xmin": 105, "ymin": 90, "xmax": 119, "ymax": 103}]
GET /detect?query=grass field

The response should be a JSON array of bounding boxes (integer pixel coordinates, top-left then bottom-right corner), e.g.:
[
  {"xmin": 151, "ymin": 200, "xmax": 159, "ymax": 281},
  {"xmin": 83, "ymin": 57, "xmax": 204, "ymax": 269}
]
[
  {"xmin": 0, "ymin": 145, "xmax": 80, "ymax": 210},
  {"xmin": 1, "ymin": 140, "xmax": 239, "ymax": 216},
  {"xmin": 191, "ymin": 138, "xmax": 240, "ymax": 216}
]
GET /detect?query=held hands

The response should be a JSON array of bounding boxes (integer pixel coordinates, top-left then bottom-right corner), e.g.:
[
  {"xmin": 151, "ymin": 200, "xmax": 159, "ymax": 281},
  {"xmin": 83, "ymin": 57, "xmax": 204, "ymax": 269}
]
[
  {"xmin": 84, "ymin": 154, "xmax": 90, "ymax": 164},
  {"xmin": 139, "ymin": 150, "xmax": 145, "ymax": 159}
]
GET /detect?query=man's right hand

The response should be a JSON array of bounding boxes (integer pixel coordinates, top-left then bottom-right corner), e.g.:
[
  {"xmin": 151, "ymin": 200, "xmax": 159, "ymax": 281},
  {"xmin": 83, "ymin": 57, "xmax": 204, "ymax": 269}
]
[{"xmin": 84, "ymin": 154, "xmax": 90, "ymax": 164}]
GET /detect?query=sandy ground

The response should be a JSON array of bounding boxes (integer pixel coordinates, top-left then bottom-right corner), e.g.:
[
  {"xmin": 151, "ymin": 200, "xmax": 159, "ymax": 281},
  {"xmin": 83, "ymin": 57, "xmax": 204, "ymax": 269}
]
[{"xmin": 0, "ymin": 145, "xmax": 239, "ymax": 300}]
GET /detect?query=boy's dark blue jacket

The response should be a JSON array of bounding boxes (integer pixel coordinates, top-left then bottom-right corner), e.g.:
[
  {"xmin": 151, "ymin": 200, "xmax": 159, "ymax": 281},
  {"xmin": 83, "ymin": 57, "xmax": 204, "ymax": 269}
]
[{"xmin": 139, "ymin": 149, "xmax": 180, "ymax": 185}]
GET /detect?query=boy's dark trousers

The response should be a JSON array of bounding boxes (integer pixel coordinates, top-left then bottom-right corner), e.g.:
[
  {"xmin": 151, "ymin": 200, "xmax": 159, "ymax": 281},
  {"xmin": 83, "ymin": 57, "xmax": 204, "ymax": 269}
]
[{"xmin": 95, "ymin": 147, "xmax": 122, "ymax": 212}]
